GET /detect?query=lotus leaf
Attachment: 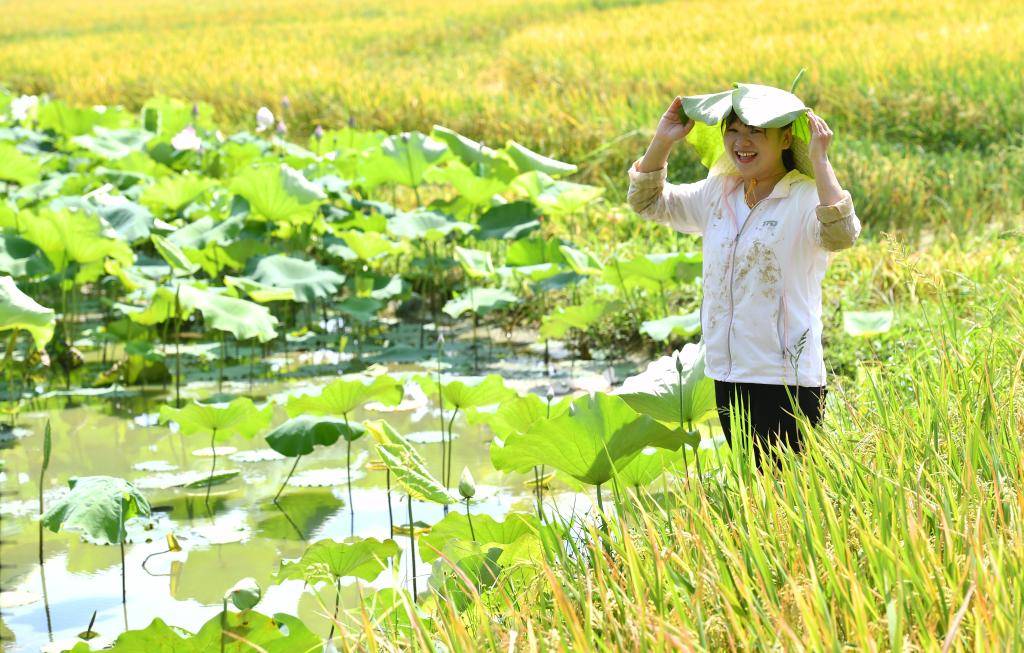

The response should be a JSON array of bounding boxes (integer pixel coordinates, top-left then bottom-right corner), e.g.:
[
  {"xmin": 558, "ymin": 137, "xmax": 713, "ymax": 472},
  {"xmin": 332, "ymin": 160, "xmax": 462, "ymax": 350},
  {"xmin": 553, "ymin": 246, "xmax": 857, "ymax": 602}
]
[
  {"xmin": 229, "ymin": 164, "xmax": 324, "ymax": 224},
  {"xmin": 640, "ymin": 312, "xmax": 702, "ymax": 342},
  {"xmin": 419, "ymin": 512, "xmax": 540, "ymax": 564},
  {"xmin": 614, "ymin": 342, "xmax": 717, "ymax": 427},
  {"xmin": 265, "ymin": 415, "xmax": 365, "ymax": 457},
  {"xmin": 843, "ymin": 310, "xmax": 894, "ymax": 337},
  {"xmin": 442, "ymin": 287, "xmax": 518, "ymax": 319},
  {"xmin": 476, "ymin": 201, "xmax": 540, "ymax": 240},
  {"xmin": 276, "ymin": 537, "xmax": 400, "ymax": 586},
  {"xmin": 540, "ymin": 299, "xmax": 622, "ymax": 340},
  {"xmin": 0, "ymin": 275, "xmax": 55, "ymax": 347},
  {"xmin": 248, "ymin": 254, "xmax": 346, "ymax": 304},
  {"xmin": 159, "ymin": 396, "xmax": 272, "ymax": 440},
  {"xmin": 41, "ymin": 475, "xmax": 151, "ymax": 545},
  {"xmin": 286, "ymin": 374, "xmax": 403, "ymax": 418}
]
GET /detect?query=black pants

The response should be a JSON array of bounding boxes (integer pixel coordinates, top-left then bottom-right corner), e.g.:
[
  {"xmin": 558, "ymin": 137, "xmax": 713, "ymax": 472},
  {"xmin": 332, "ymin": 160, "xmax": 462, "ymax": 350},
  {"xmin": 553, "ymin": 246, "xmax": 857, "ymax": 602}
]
[{"xmin": 714, "ymin": 380, "xmax": 826, "ymax": 470}]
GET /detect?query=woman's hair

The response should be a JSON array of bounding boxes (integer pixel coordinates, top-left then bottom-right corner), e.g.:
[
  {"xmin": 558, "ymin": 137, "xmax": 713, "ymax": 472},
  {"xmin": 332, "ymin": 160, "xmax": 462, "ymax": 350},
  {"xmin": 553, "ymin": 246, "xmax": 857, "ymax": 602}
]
[{"xmin": 721, "ymin": 108, "xmax": 796, "ymax": 171}]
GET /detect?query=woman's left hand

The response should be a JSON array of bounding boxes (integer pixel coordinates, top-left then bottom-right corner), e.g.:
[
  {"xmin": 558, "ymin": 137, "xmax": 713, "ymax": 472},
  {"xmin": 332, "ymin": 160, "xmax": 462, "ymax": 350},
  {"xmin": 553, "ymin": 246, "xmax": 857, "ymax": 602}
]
[{"xmin": 807, "ymin": 109, "xmax": 833, "ymax": 162}]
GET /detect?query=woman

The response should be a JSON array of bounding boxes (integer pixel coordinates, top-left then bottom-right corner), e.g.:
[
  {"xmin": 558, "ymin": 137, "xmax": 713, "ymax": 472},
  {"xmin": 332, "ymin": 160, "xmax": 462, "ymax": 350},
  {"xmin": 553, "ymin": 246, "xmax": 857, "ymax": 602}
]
[{"xmin": 626, "ymin": 84, "xmax": 861, "ymax": 469}]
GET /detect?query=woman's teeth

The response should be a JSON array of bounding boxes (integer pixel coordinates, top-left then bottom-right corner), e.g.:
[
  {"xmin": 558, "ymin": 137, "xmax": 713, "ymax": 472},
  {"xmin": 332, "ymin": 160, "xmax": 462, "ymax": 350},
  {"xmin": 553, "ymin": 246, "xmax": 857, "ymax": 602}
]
[{"xmin": 735, "ymin": 151, "xmax": 757, "ymax": 163}]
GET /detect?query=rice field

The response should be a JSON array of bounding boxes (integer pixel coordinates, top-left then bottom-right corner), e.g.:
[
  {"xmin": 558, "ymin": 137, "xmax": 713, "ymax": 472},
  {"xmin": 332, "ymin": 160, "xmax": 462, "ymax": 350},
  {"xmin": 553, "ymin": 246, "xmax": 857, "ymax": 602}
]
[{"xmin": 1, "ymin": 0, "xmax": 1023, "ymax": 651}]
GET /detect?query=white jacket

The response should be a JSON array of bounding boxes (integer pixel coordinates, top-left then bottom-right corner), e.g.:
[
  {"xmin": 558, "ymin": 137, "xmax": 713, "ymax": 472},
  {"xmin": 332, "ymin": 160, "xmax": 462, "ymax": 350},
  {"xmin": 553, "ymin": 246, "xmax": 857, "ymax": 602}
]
[{"xmin": 626, "ymin": 159, "xmax": 861, "ymax": 387}]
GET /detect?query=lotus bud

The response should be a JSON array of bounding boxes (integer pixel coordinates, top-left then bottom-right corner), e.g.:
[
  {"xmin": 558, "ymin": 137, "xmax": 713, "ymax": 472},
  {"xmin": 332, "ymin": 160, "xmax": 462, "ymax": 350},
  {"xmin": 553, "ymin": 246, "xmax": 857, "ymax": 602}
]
[
  {"xmin": 170, "ymin": 125, "xmax": 202, "ymax": 152},
  {"xmin": 225, "ymin": 577, "xmax": 261, "ymax": 611},
  {"xmin": 674, "ymin": 353, "xmax": 684, "ymax": 374},
  {"xmin": 401, "ymin": 132, "xmax": 410, "ymax": 143},
  {"xmin": 281, "ymin": 95, "xmax": 291, "ymax": 112},
  {"xmin": 276, "ymin": 120, "xmax": 287, "ymax": 135},
  {"xmin": 190, "ymin": 103, "xmax": 199, "ymax": 120},
  {"xmin": 546, "ymin": 385, "xmax": 555, "ymax": 401},
  {"xmin": 255, "ymin": 106, "xmax": 274, "ymax": 132},
  {"xmin": 166, "ymin": 532, "xmax": 182, "ymax": 552},
  {"xmin": 458, "ymin": 467, "xmax": 476, "ymax": 500},
  {"xmin": 313, "ymin": 124, "xmax": 324, "ymax": 140},
  {"xmin": 437, "ymin": 333, "xmax": 445, "ymax": 347}
]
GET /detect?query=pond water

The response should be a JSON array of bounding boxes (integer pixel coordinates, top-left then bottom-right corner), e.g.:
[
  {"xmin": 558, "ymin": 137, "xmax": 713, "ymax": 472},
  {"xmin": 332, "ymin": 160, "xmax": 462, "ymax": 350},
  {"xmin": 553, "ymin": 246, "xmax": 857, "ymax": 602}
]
[{"xmin": 0, "ymin": 328, "xmax": 640, "ymax": 652}]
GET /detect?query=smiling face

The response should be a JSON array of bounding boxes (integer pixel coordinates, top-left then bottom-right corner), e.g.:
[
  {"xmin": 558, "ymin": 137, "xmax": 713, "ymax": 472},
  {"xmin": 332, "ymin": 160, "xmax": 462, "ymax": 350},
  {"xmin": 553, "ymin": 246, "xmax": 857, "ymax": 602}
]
[{"xmin": 722, "ymin": 114, "xmax": 793, "ymax": 180}]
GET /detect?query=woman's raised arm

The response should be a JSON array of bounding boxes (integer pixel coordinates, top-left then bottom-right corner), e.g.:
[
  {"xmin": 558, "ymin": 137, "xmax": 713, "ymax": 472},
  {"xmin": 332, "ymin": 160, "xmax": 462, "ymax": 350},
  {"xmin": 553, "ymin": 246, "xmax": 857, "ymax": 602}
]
[{"xmin": 626, "ymin": 96, "xmax": 709, "ymax": 235}]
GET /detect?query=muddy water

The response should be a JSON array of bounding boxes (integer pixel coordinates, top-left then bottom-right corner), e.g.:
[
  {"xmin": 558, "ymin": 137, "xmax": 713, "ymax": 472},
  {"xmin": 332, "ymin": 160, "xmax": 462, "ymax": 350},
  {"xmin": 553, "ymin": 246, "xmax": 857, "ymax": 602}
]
[{"xmin": 0, "ymin": 343, "xmax": 630, "ymax": 652}]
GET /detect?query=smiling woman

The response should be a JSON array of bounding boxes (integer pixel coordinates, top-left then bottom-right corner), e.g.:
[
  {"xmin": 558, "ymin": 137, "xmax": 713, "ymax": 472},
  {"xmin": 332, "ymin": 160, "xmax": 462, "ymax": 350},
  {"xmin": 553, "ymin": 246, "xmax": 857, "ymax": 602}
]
[{"xmin": 627, "ymin": 83, "xmax": 861, "ymax": 469}]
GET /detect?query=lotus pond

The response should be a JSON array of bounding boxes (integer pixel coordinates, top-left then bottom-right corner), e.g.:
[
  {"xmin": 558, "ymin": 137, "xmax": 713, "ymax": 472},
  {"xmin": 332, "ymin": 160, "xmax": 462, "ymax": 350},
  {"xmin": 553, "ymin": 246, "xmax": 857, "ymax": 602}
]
[{"xmin": 0, "ymin": 90, "xmax": 740, "ymax": 651}]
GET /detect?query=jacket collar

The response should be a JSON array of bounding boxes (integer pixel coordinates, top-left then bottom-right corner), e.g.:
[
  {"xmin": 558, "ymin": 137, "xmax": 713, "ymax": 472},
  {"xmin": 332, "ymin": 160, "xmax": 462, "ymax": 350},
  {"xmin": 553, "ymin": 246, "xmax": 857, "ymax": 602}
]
[{"xmin": 724, "ymin": 169, "xmax": 809, "ymax": 201}]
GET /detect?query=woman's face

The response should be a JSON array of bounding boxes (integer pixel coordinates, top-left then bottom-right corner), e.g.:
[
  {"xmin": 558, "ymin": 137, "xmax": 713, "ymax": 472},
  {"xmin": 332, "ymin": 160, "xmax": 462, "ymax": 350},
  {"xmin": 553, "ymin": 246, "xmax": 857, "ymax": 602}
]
[{"xmin": 723, "ymin": 118, "xmax": 792, "ymax": 178}]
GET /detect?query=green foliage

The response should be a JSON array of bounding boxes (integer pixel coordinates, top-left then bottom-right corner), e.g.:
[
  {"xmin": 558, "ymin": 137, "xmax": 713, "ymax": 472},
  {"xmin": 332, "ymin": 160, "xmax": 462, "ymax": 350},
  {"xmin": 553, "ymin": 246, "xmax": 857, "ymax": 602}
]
[
  {"xmin": 286, "ymin": 374, "xmax": 403, "ymax": 417},
  {"xmin": 276, "ymin": 537, "xmax": 400, "ymax": 586},
  {"xmin": 491, "ymin": 392, "xmax": 681, "ymax": 486},
  {"xmin": 42, "ymin": 476, "xmax": 151, "ymax": 545},
  {"xmin": 158, "ymin": 397, "xmax": 272, "ymax": 440},
  {"xmin": 0, "ymin": 275, "xmax": 55, "ymax": 347},
  {"xmin": 265, "ymin": 415, "xmax": 365, "ymax": 457}
]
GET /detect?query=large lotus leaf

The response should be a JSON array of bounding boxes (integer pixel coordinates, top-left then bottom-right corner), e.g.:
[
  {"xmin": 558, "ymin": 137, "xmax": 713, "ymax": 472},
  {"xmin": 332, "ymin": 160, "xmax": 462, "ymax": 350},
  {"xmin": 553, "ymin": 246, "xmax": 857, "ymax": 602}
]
[
  {"xmin": 387, "ymin": 209, "xmax": 474, "ymax": 241},
  {"xmin": 98, "ymin": 200, "xmax": 154, "ymax": 242},
  {"xmin": 503, "ymin": 140, "xmax": 577, "ymax": 178},
  {"xmin": 41, "ymin": 476, "xmax": 151, "ymax": 545},
  {"xmin": 159, "ymin": 396, "xmax": 272, "ymax": 439},
  {"xmin": 265, "ymin": 415, "xmax": 365, "ymax": 457},
  {"xmin": 491, "ymin": 393, "xmax": 681, "ymax": 486},
  {"xmin": 0, "ymin": 233, "xmax": 52, "ymax": 277},
  {"xmin": 249, "ymin": 254, "xmax": 346, "ymax": 304},
  {"xmin": 416, "ymin": 374, "xmax": 516, "ymax": 410},
  {"xmin": 681, "ymin": 90, "xmax": 734, "ymax": 126},
  {"xmin": 18, "ymin": 208, "xmax": 133, "ymax": 273},
  {"xmin": 336, "ymin": 229, "xmax": 406, "ymax": 261},
  {"xmin": 166, "ymin": 214, "xmax": 247, "ymax": 250},
  {"xmin": 442, "ymin": 287, "xmax": 518, "ymax": 319},
  {"xmin": 617, "ymin": 252, "xmax": 702, "ymax": 284},
  {"xmin": 141, "ymin": 96, "xmax": 218, "ymax": 137},
  {"xmin": 364, "ymin": 420, "xmax": 457, "ymax": 504},
  {"xmin": 97, "ymin": 611, "xmax": 320, "ymax": 653},
  {"xmin": 72, "ymin": 127, "xmax": 152, "ymax": 160},
  {"xmin": 360, "ymin": 131, "xmax": 450, "ymax": 189},
  {"xmin": 469, "ymin": 392, "xmax": 571, "ymax": 439},
  {"xmin": 640, "ymin": 312, "xmax": 701, "ymax": 342},
  {"xmin": 476, "ymin": 201, "xmax": 539, "ymax": 240},
  {"xmin": 843, "ymin": 310, "xmax": 894, "ymax": 337},
  {"xmin": 510, "ymin": 171, "xmax": 603, "ymax": 216},
  {"xmin": 335, "ymin": 296, "xmax": 383, "ymax": 323},
  {"xmin": 0, "ymin": 276, "xmax": 55, "ymax": 348},
  {"xmin": 286, "ymin": 374, "xmax": 403, "ymax": 418},
  {"xmin": 130, "ymin": 284, "xmax": 279, "ymax": 341},
  {"xmin": 430, "ymin": 125, "xmax": 519, "ymax": 182},
  {"xmin": 223, "ymin": 275, "xmax": 296, "ymax": 303},
  {"xmin": 424, "ymin": 160, "xmax": 508, "ymax": 206},
  {"xmin": 558, "ymin": 244, "xmax": 602, "ymax": 275},
  {"xmin": 37, "ymin": 100, "xmax": 132, "ymax": 137},
  {"xmin": 614, "ymin": 342, "xmax": 717, "ymax": 427},
  {"xmin": 613, "ymin": 446, "xmax": 678, "ymax": 488},
  {"xmin": 506, "ymin": 238, "xmax": 567, "ymax": 266},
  {"xmin": 276, "ymin": 537, "xmax": 400, "ymax": 586},
  {"xmin": 315, "ymin": 127, "xmax": 388, "ymax": 153},
  {"xmin": 420, "ymin": 512, "xmax": 540, "ymax": 563},
  {"xmin": 732, "ymin": 83, "xmax": 808, "ymax": 129},
  {"xmin": 540, "ymin": 299, "xmax": 622, "ymax": 340},
  {"xmin": 453, "ymin": 246, "xmax": 495, "ymax": 279},
  {"xmin": 139, "ymin": 175, "xmax": 216, "ymax": 214},
  {"xmin": 151, "ymin": 235, "xmax": 200, "ymax": 277},
  {"xmin": 229, "ymin": 164, "xmax": 324, "ymax": 224},
  {"xmin": 0, "ymin": 142, "xmax": 42, "ymax": 185}
]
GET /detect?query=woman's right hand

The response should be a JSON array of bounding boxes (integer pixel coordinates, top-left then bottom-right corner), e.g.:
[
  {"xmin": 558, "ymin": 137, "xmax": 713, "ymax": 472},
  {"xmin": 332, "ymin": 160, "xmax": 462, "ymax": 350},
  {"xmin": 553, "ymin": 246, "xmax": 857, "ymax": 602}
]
[{"xmin": 655, "ymin": 96, "xmax": 695, "ymax": 144}]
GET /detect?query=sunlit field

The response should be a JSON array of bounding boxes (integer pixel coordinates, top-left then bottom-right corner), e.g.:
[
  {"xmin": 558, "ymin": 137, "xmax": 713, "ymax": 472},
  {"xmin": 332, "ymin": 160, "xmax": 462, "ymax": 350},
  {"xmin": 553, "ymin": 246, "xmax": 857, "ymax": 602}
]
[{"xmin": 0, "ymin": 0, "xmax": 1023, "ymax": 651}]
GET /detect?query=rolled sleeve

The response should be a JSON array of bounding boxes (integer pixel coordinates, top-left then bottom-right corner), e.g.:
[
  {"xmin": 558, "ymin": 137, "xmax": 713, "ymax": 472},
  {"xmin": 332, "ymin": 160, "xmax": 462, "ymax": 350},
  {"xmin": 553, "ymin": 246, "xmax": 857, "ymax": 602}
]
[
  {"xmin": 625, "ymin": 158, "xmax": 707, "ymax": 234},
  {"xmin": 810, "ymin": 189, "xmax": 861, "ymax": 251}
]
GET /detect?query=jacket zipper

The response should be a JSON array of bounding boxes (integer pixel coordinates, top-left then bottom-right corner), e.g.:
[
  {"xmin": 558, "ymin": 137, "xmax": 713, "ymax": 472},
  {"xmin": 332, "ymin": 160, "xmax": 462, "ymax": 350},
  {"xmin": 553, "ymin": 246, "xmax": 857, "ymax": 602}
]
[{"xmin": 723, "ymin": 193, "xmax": 769, "ymax": 381}]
